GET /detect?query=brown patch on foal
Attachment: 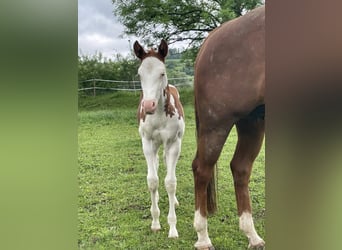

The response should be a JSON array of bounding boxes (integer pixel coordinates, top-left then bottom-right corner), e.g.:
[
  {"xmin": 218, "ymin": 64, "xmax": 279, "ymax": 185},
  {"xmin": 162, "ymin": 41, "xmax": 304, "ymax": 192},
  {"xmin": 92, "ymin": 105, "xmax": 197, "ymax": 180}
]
[{"xmin": 164, "ymin": 85, "xmax": 184, "ymax": 120}]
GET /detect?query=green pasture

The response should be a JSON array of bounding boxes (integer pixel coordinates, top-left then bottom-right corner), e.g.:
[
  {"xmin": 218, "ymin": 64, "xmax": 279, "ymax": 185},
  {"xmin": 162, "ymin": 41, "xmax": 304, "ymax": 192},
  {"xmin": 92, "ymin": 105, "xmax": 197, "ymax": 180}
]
[{"xmin": 78, "ymin": 89, "xmax": 265, "ymax": 249}]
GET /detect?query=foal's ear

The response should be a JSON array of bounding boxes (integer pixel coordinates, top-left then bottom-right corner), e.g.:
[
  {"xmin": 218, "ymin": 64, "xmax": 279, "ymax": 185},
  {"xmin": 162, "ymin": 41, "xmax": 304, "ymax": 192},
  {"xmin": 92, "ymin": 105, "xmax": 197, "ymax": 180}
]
[
  {"xmin": 158, "ymin": 39, "xmax": 168, "ymax": 59},
  {"xmin": 133, "ymin": 41, "xmax": 146, "ymax": 60}
]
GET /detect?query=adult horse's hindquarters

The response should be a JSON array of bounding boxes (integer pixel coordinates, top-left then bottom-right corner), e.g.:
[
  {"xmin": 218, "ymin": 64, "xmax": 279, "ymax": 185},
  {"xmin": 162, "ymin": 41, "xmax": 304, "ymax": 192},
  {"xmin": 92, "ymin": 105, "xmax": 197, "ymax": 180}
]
[{"xmin": 192, "ymin": 5, "xmax": 265, "ymax": 249}]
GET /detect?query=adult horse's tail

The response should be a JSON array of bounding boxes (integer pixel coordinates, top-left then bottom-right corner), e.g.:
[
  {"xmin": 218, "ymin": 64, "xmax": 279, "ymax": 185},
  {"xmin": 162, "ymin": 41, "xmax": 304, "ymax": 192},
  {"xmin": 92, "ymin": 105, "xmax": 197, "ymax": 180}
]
[
  {"xmin": 194, "ymin": 98, "xmax": 218, "ymax": 215},
  {"xmin": 207, "ymin": 166, "xmax": 217, "ymax": 215}
]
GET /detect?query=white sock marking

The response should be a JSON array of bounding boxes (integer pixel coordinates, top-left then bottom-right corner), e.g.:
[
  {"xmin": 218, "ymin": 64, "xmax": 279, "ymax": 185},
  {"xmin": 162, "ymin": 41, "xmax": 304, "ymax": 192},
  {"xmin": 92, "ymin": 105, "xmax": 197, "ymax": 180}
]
[
  {"xmin": 239, "ymin": 211, "xmax": 265, "ymax": 247},
  {"xmin": 194, "ymin": 209, "xmax": 212, "ymax": 249}
]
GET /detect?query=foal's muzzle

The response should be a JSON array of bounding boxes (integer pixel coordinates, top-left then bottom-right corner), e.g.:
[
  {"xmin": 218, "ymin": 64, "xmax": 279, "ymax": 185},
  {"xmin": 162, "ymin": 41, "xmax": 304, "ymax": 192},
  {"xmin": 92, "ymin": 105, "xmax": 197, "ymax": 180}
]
[{"xmin": 142, "ymin": 99, "xmax": 157, "ymax": 114}]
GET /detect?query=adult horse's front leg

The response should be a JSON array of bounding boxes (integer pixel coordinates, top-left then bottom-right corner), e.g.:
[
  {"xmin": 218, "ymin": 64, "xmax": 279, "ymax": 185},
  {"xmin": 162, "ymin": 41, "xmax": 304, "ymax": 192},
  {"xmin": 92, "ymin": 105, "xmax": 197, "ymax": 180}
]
[
  {"xmin": 164, "ymin": 137, "xmax": 182, "ymax": 238},
  {"xmin": 192, "ymin": 126, "xmax": 232, "ymax": 249},
  {"xmin": 142, "ymin": 137, "xmax": 161, "ymax": 232},
  {"xmin": 230, "ymin": 118, "xmax": 265, "ymax": 248}
]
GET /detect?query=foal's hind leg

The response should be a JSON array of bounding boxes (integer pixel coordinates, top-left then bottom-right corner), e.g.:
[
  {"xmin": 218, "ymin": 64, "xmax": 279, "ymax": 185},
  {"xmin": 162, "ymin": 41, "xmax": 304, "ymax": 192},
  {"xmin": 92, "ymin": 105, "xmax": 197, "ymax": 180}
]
[
  {"xmin": 230, "ymin": 118, "xmax": 265, "ymax": 248},
  {"xmin": 164, "ymin": 138, "xmax": 182, "ymax": 238},
  {"xmin": 142, "ymin": 138, "xmax": 161, "ymax": 231}
]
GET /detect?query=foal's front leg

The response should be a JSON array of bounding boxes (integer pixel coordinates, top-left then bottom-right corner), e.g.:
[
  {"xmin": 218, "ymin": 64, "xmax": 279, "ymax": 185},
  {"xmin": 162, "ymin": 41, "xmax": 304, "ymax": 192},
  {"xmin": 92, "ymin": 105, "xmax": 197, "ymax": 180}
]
[
  {"xmin": 164, "ymin": 138, "xmax": 182, "ymax": 238},
  {"xmin": 142, "ymin": 138, "xmax": 161, "ymax": 231}
]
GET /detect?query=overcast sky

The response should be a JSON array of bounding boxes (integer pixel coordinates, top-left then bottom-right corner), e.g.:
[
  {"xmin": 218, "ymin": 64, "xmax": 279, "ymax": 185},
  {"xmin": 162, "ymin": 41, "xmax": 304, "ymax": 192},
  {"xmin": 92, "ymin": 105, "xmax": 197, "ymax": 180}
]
[
  {"xmin": 78, "ymin": 0, "xmax": 136, "ymax": 59},
  {"xmin": 78, "ymin": 1, "xmax": 264, "ymax": 60}
]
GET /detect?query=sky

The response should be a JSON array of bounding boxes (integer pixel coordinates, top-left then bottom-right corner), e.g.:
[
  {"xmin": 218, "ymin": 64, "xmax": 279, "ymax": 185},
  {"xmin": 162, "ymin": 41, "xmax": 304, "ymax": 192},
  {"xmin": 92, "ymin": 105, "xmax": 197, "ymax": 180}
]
[
  {"xmin": 78, "ymin": 0, "xmax": 136, "ymax": 59},
  {"xmin": 78, "ymin": 0, "xmax": 265, "ymax": 60},
  {"xmin": 78, "ymin": 0, "xmax": 190, "ymax": 60}
]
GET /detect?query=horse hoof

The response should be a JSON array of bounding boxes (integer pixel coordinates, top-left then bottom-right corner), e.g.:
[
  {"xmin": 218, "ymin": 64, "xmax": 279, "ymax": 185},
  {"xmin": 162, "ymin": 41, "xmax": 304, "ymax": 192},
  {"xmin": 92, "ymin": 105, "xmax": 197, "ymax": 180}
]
[
  {"xmin": 151, "ymin": 220, "xmax": 161, "ymax": 232},
  {"xmin": 248, "ymin": 240, "xmax": 265, "ymax": 249},
  {"xmin": 168, "ymin": 235, "xmax": 178, "ymax": 239},
  {"xmin": 151, "ymin": 227, "xmax": 161, "ymax": 232},
  {"xmin": 168, "ymin": 228, "xmax": 179, "ymax": 238},
  {"xmin": 151, "ymin": 224, "xmax": 161, "ymax": 232},
  {"xmin": 196, "ymin": 247, "xmax": 215, "ymax": 250},
  {"xmin": 249, "ymin": 246, "xmax": 265, "ymax": 250}
]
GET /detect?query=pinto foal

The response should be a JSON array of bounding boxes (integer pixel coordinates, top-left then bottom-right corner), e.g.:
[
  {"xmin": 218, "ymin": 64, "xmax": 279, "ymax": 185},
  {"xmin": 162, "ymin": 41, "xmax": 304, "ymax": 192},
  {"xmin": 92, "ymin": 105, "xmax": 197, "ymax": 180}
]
[{"xmin": 134, "ymin": 40, "xmax": 185, "ymax": 238}]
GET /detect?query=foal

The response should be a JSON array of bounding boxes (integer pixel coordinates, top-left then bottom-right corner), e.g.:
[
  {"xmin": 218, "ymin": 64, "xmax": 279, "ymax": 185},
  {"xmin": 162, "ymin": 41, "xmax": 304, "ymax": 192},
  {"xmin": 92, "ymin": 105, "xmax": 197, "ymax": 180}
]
[{"xmin": 134, "ymin": 40, "xmax": 185, "ymax": 238}]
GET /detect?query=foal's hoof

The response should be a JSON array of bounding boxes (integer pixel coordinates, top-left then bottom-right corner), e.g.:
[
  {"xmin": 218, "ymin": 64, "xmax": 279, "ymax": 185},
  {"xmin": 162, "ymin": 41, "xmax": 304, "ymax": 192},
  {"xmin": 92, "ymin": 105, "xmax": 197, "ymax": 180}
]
[
  {"xmin": 168, "ymin": 228, "xmax": 179, "ymax": 238},
  {"xmin": 151, "ymin": 222, "xmax": 161, "ymax": 232},
  {"xmin": 168, "ymin": 234, "xmax": 178, "ymax": 239},
  {"xmin": 249, "ymin": 245, "xmax": 265, "ymax": 250},
  {"xmin": 195, "ymin": 246, "xmax": 215, "ymax": 250},
  {"xmin": 248, "ymin": 240, "xmax": 265, "ymax": 249},
  {"xmin": 151, "ymin": 227, "xmax": 161, "ymax": 232}
]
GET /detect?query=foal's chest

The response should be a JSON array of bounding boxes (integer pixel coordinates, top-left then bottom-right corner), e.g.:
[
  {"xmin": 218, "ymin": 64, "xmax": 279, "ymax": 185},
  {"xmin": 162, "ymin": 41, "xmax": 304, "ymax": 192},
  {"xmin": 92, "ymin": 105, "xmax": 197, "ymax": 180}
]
[{"xmin": 139, "ymin": 114, "xmax": 183, "ymax": 142}]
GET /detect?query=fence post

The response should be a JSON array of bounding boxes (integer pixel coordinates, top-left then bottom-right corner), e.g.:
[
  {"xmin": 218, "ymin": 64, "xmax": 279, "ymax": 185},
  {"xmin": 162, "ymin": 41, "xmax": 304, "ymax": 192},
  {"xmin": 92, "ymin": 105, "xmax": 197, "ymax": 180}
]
[
  {"xmin": 133, "ymin": 78, "xmax": 137, "ymax": 95},
  {"xmin": 93, "ymin": 80, "xmax": 96, "ymax": 96}
]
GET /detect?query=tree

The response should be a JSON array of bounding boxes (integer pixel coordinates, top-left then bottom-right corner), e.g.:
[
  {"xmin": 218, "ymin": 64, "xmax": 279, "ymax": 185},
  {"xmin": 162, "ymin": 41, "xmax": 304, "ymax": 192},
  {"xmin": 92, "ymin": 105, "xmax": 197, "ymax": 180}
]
[
  {"xmin": 78, "ymin": 53, "xmax": 140, "ymax": 91},
  {"xmin": 112, "ymin": 0, "xmax": 263, "ymax": 49}
]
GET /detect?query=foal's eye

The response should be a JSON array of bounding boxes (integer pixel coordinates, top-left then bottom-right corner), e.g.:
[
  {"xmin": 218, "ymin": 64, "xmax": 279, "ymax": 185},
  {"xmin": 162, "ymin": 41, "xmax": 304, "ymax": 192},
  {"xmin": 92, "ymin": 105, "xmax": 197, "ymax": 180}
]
[{"xmin": 161, "ymin": 73, "xmax": 165, "ymax": 77}]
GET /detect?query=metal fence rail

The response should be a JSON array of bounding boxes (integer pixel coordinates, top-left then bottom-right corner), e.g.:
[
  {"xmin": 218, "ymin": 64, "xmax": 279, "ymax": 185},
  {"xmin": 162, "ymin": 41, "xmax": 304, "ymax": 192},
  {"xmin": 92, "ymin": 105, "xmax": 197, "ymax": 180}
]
[{"xmin": 78, "ymin": 77, "xmax": 193, "ymax": 95}]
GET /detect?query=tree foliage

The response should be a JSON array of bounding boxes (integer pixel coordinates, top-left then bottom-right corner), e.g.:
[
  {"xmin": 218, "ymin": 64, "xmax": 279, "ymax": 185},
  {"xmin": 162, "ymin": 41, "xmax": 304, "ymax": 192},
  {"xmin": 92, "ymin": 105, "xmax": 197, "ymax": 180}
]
[
  {"xmin": 112, "ymin": 0, "xmax": 263, "ymax": 49},
  {"xmin": 78, "ymin": 53, "xmax": 140, "ymax": 89}
]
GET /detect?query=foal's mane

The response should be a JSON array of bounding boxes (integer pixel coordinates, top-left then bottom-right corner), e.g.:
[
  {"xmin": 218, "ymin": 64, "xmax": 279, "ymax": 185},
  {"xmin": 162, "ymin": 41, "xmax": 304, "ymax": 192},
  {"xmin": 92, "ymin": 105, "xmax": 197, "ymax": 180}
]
[{"xmin": 140, "ymin": 49, "xmax": 166, "ymax": 63}]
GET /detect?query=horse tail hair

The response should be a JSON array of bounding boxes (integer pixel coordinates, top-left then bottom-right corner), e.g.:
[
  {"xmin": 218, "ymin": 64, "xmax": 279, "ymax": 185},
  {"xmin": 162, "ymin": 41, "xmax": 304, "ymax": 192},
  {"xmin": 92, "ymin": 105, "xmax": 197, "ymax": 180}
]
[{"xmin": 207, "ymin": 163, "xmax": 218, "ymax": 215}]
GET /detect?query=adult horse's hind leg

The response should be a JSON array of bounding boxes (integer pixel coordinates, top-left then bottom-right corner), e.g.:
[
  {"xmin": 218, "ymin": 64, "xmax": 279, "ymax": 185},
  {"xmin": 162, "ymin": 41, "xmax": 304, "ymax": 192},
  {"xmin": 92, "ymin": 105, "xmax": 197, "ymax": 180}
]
[
  {"xmin": 164, "ymin": 138, "xmax": 182, "ymax": 238},
  {"xmin": 230, "ymin": 118, "xmax": 265, "ymax": 248},
  {"xmin": 192, "ymin": 124, "xmax": 233, "ymax": 249}
]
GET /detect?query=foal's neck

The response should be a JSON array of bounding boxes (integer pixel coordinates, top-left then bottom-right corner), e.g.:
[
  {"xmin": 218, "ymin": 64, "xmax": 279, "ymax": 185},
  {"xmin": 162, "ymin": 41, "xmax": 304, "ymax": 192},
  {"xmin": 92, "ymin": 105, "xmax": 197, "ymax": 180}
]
[{"xmin": 155, "ymin": 85, "xmax": 167, "ymax": 115}]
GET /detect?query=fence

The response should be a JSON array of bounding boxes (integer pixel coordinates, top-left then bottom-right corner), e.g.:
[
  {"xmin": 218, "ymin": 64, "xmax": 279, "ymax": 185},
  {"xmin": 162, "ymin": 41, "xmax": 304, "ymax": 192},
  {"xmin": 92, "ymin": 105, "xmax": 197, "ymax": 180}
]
[{"xmin": 78, "ymin": 77, "xmax": 193, "ymax": 96}]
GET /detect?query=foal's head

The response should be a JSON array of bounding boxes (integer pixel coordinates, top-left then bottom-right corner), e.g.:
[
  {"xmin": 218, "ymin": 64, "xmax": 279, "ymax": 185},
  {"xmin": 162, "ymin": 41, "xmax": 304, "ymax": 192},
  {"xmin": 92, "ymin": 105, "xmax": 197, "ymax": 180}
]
[{"xmin": 134, "ymin": 40, "xmax": 168, "ymax": 114}]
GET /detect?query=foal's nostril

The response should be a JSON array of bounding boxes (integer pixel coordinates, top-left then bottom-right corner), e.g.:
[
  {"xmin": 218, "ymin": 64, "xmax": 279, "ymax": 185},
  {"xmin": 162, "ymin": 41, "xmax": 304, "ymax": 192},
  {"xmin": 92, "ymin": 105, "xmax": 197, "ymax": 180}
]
[{"xmin": 143, "ymin": 99, "xmax": 157, "ymax": 114}]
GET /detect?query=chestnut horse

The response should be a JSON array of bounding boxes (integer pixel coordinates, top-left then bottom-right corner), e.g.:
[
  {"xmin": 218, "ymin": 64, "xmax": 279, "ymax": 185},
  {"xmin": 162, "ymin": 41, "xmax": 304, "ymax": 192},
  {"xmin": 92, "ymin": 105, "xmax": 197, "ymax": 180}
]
[
  {"xmin": 192, "ymin": 6, "xmax": 265, "ymax": 249},
  {"xmin": 134, "ymin": 40, "xmax": 185, "ymax": 238}
]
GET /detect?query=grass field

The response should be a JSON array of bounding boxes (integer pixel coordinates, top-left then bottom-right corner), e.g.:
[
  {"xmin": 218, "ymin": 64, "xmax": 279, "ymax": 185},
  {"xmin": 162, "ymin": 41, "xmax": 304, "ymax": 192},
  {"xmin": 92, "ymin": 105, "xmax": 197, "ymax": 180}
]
[{"xmin": 78, "ymin": 89, "xmax": 265, "ymax": 249}]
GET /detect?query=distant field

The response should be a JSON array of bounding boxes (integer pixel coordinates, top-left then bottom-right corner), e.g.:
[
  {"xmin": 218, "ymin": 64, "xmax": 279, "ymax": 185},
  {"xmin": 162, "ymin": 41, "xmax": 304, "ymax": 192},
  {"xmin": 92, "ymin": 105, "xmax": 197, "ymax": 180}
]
[{"xmin": 78, "ymin": 90, "xmax": 265, "ymax": 249}]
